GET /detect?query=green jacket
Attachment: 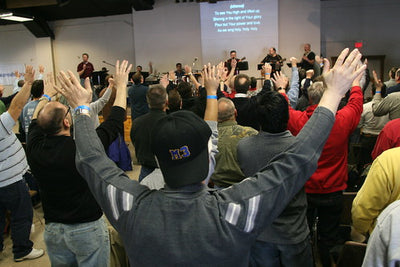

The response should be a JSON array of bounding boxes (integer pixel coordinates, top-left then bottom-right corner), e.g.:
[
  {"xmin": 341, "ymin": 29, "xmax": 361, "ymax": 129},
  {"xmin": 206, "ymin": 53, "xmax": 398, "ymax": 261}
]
[{"xmin": 211, "ymin": 120, "xmax": 258, "ymax": 187}]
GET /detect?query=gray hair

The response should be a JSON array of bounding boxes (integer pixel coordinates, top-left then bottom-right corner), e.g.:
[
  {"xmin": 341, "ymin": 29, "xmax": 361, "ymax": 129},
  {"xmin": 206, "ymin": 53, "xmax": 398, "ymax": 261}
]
[{"xmin": 308, "ymin": 81, "xmax": 326, "ymax": 104}]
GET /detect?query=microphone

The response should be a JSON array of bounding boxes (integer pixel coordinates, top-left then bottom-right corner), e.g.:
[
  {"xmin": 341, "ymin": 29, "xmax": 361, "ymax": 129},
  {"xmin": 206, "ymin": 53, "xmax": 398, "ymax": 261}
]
[
  {"xmin": 102, "ymin": 60, "xmax": 115, "ymax": 67},
  {"xmin": 192, "ymin": 57, "xmax": 198, "ymax": 67}
]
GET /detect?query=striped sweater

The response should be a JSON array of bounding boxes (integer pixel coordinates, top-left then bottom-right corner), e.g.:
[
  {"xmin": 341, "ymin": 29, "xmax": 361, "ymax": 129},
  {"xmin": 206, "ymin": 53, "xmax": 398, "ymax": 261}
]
[{"xmin": 0, "ymin": 112, "xmax": 28, "ymax": 187}]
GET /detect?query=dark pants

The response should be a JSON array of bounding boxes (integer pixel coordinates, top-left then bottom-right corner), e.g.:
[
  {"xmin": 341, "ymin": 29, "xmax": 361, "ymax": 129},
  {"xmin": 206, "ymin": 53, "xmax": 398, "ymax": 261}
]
[
  {"xmin": 249, "ymin": 236, "xmax": 313, "ymax": 267},
  {"xmin": 307, "ymin": 191, "xmax": 344, "ymax": 267},
  {"xmin": 138, "ymin": 165, "xmax": 155, "ymax": 182},
  {"xmin": 0, "ymin": 180, "xmax": 33, "ymax": 258},
  {"xmin": 358, "ymin": 134, "xmax": 378, "ymax": 172}
]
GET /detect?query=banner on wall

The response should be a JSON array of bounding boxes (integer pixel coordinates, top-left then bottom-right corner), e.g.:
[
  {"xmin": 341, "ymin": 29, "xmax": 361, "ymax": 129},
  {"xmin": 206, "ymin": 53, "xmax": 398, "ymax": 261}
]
[{"xmin": 0, "ymin": 64, "xmax": 25, "ymax": 85}]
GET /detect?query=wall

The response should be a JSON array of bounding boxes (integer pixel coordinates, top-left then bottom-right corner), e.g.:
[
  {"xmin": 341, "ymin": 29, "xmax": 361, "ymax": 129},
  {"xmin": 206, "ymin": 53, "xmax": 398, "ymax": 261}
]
[
  {"xmin": 51, "ymin": 14, "xmax": 134, "ymax": 76},
  {"xmin": 279, "ymin": 0, "xmax": 321, "ymax": 77},
  {"xmin": 132, "ymin": 0, "xmax": 202, "ymax": 74},
  {"xmin": 321, "ymin": 0, "xmax": 400, "ymax": 77},
  {"xmin": 0, "ymin": 24, "xmax": 53, "ymax": 95},
  {"xmin": 132, "ymin": 0, "xmax": 318, "ymax": 78},
  {"xmin": 0, "ymin": 0, "xmax": 321, "ymax": 95}
]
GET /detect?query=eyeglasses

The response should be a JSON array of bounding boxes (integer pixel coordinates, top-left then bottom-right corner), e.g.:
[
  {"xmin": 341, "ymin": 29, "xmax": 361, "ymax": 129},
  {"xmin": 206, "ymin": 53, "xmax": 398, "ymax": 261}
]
[{"xmin": 64, "ymin": 106, "xmax": 71, "ymax": 120}]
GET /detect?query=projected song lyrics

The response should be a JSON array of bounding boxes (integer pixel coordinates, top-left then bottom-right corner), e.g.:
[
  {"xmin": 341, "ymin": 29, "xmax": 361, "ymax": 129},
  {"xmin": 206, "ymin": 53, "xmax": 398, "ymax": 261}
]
[{"xmin": 213, "ymin": 4, "xmax": 262, "ymax": 33}]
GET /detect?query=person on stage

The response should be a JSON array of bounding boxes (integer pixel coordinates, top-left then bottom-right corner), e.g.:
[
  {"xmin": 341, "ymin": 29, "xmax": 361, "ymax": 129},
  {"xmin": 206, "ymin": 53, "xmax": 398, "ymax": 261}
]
[
  {"xmin": 261, "ymin": 47, "xmax": 283, "ymax": 74},
  {"xmin": 300, "ymin": 44, "xmax": 315, "ymax": 71},
  {"xmin": 226, "ymin": 50, "xmax": 243, "ymax": 75},
  {"xmin": 77, "ymin": 53, "xmax": 94, "ymax": 86}
]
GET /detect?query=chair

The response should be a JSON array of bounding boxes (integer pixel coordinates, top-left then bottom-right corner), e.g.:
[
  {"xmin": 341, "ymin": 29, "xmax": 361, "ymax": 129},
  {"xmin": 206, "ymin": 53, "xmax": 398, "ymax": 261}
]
[{"xmin": 336, "ymin": 241, "xmax": 367, "ymax": 267}]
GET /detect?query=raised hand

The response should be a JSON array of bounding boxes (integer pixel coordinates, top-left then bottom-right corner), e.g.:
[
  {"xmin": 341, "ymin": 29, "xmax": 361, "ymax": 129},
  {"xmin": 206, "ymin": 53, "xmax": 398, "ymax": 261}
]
[
  {"xmin": 56, "ymin": 71, "xmax": 91, "ymax": 109},
  {"xmin": 43, "ymin": 73, "xmax": 59, "ymax": 97},
  {"xmin": 318, "ymin": 48, "xmax": 366, "ymax": 114},
  {"xmin": 216, "ymin": 61, "xmax": 225, "ymax": 80},
  {"xmin": 84, "ymin": 77, "xmax": 92, "ymax": 91},
  {"xmin": 323, "ymin": 48, "xmax": 366, "ymax": 97},
  {"xmin": 113, "ymin": 60, "xmax": 132, "ymax": 90},
  {"xmin": 306, "ymin": 70, "xmax": 314, "ymax": 79},
  {"xmin": 160, "ymin": 74, "xmax": 169, "ymax": 88},
  {"xmin": 184, "ymin": 65, "xmax": 192, "ymax": 74},
  {"xmin": 168, "ymin": 70, "xmax": 176, "ymax": 81},
  {"xmin": 112, "ymin": 60, "xmax": 132, "ymax": 109},
  {"xmin": 203, "ymin": 63, "xmax": 219, "ymax": 95},
  {"xmin": 290, "ymin": 57, "xmax": 298, "ymax": 66},
  {"xmin": 271, "ymin": 72, "xmax": 289, "ymax": 90},
  {"xmin": 24, "ymin": 65, "xmax": 35, "ymax": 85},
  {"xmin": 14, "ymin": 70, "xmax": 21, "ymax": 78},
  {"xmin": 372, "ymin": 70, "xmax": 383, "ymax": 88},
  {"xmin": 262, "ymin": 62, "xmax": 272, "ymax": 75},
  {"xmin": 38, "ymin": 65, "xmax": 45, "ymax": 74}
]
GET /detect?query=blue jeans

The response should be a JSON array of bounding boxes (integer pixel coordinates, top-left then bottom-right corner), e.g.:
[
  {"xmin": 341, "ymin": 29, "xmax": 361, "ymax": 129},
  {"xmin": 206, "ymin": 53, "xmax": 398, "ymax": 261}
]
[
  {"xmin": 0, "ymin": 180, "xmax": 33, "ymax": 259},
  {"xmin": 44, "ymin": 217, "xmax": 110, "ymax": 267},
  {"xmin": 249, "ymin": 236, "xmax": 313, "ymax": 267}
]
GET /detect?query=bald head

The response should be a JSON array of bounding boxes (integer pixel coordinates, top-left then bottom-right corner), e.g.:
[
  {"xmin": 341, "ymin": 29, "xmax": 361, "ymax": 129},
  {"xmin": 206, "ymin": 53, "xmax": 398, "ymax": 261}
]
[
  {"xmin": 38, "ymin": 102, "xmax": 71, "ymax": 136},
  {"xmin": 218, "ymin": 98, "xmax": 236, "ymax": 122}
]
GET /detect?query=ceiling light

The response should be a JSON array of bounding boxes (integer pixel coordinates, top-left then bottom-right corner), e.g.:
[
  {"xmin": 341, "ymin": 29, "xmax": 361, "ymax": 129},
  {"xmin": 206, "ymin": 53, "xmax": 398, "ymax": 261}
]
[{"xmin": 0, "ymin": 13, "xmax": 34, "ymax": 22}]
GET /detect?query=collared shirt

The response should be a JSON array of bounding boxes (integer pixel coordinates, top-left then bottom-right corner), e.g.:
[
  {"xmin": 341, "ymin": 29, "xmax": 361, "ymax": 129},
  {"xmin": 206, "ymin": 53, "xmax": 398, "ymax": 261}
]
[{"xmin": 77, "ymin": 61, "xmax": 94, "ymax": 78}]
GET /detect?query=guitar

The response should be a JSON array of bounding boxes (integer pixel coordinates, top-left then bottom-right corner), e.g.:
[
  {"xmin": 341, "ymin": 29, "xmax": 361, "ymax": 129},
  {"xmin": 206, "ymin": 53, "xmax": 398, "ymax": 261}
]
[{"xmin": 260, "ymin": 58, "xmax": 286, "ymax": 76}]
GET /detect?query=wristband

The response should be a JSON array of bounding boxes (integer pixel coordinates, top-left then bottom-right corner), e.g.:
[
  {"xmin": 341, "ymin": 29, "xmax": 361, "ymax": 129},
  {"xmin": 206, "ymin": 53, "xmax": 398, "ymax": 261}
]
[
  {"xmin": 74, "ymin": 105, "xmax": 90, "ymax": 112},
  {"xmin": 264, "ymin": 73, "xmax": 271, "ymax": 75},
  {"xmin": 376, "ymin": 91, "xmax": 381, "ymax": 94},
  {"xmin": 207, "ymin": 95, "xmax": 217, "ymax": 99},
  {"xmin": 43, "ymin": 94, "xmax": 51, "ymax": 101}
]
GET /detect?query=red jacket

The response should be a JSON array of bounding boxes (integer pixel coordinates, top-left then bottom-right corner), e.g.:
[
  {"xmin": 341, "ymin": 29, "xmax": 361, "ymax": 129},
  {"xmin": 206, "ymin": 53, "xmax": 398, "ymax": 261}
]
[{"xmin": 287, "ymin": 86, "xmax": 363, "ymax": 194}]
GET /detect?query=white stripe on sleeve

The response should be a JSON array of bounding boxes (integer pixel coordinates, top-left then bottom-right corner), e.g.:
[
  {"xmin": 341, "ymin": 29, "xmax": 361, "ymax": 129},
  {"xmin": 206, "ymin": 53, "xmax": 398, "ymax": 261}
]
[
  {"xmin": 244, "ymin": 195, "xmax": 261, "ymax": 233},
  {"xmin": 122, "ymin": 191, "xmax": 133, "ymax": 211},
  {"xmin": 224, "ymin": 202, "xmax": 241, "ymax": 226},
  {"xmin": 107, "ymin": 185, "xmax": 120, "ymax": 220}
]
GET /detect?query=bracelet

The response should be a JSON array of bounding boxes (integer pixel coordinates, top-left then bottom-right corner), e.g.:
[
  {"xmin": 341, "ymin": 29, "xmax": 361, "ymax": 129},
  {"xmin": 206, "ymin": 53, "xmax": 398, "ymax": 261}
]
[
  {"xmin": 376, "ymin": 91, "xmax": 381, "ymax": 94},
  {"xmin": 264, "ymin": 73, "xmax": 271, "ymax": 75},
  {"xmin": 207, "ymin": 95, "xmax": 217, "ymax": 99},
  {"xmin": 74, "ymin": 105, "xmax": 90, "ymax": 112},
  {"xmin": 42, "ymin": 94, "xmax": 51, "ymax": 101}
]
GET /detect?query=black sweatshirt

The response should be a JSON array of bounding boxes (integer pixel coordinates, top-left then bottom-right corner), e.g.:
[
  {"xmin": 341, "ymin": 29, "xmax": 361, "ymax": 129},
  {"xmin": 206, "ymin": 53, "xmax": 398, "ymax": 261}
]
[{"xmin": 26, "ymin": 106, "xmax": 124, "ymax": 224}]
